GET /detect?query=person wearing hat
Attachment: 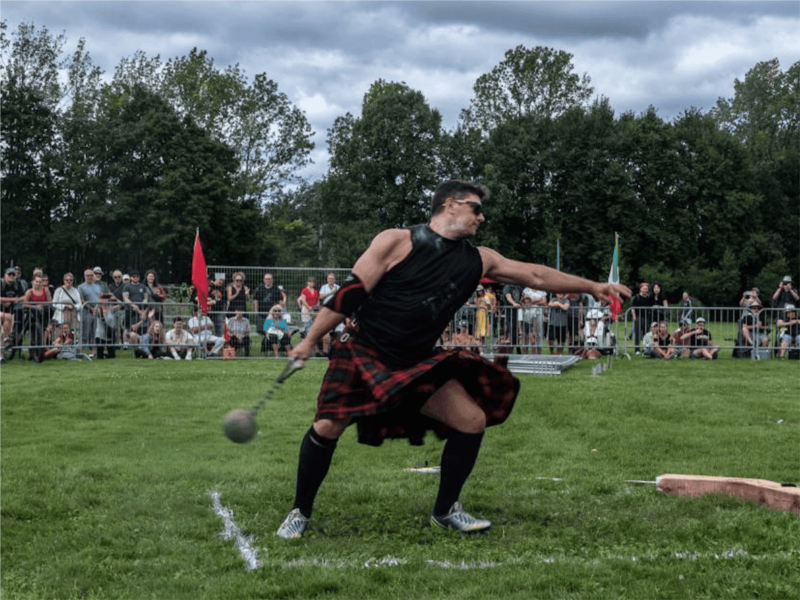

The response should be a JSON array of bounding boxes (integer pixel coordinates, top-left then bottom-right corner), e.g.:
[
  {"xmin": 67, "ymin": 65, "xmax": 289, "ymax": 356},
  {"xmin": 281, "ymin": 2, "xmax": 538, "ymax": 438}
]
[
  {"xmin": 777, "ymin": 305, "xmax": 800, "ymax": 358},
  {"xmin": 1, "ymin": 267, "xmax": 25, "ymax": 356},
  {"xmin": 772, "ymin": 276, "xmax": 799, "ymax": 309},
  {"xmin": 670, "ymin": 317, "xmax": 693, "ymax": 358},
  {"xmin": 92, "ymin": 267, "xmax": 110, "ymax": 294},
  {"xmin": 14, "ymin": 266, "xmax": 28, "ymax": 293},
  {"xmin": 681, "ymin": 317, "xmax": 719, "ymax": 359},
  {"xmin": 471, "ymin": 285, "xmax": 490, "ymax": 345},
  {"xmin": 741, "ymin": 302, "xmax": 770, "ymax": 353}
]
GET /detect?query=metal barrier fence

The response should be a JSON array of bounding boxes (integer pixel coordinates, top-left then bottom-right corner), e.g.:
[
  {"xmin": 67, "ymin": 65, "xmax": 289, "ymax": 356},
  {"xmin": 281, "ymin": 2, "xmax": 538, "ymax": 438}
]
[
  {"xmin": 2, "ymin": 300, "xmax": 797, "ymax": 362},
  {"xmin": 205, "ymin": 266, "xmax": 352, "ymax": 306},
  {"xmin": 619, "ymin": 305, "xmax": 797, "ymax": 360}
]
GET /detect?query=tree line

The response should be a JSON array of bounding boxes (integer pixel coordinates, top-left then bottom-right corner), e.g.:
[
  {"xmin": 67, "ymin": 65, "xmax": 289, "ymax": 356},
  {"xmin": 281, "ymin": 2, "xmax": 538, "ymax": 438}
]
[{"xmin": 1, "ymin": 22, "xmax": 797, "ymax": 306}]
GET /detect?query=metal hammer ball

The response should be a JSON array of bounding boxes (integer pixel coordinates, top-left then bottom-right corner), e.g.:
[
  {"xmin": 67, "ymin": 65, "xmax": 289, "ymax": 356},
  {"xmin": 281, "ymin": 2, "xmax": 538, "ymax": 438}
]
[{"xmin": 223, "ymin": 409, "xmax": 258, "ymax": 444}]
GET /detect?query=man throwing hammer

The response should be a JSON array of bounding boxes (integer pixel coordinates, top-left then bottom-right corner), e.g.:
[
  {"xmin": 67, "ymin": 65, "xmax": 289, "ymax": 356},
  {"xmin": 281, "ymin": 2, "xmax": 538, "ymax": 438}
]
[{"xmin": 278, "ymin": 180, "xmax": 631, "ymax": 538}]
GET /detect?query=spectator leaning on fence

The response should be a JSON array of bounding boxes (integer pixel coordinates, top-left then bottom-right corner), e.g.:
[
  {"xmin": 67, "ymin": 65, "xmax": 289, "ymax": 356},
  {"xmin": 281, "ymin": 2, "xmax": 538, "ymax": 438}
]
[
  {"xmin": 78, "ymin": 269, "xmax": 103, "ymax": 357},
  {"xmin": 53, "ymin": 273, "xmax": 81, "ymax": 330}
]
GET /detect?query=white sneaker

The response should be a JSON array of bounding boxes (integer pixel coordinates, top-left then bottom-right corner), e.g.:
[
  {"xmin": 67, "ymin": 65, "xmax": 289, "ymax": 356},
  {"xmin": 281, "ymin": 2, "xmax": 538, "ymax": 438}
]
[
  {"xmin": 185, "ymin": 353, "xmax": 193, "ymax": 361},
  {"xmin": 277, "ymin": 508, "xmax": 309, "ymax": 539},
  {"xmin": 431, "ymin": 502, "xmax": 492, "ymax": 533}
]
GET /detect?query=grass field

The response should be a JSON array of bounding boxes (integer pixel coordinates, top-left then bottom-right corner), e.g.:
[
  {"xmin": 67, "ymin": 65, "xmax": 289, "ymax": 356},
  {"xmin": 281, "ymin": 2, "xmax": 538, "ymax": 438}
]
[{"xmin": 1, "ymin": 354, "xmax": 799, "ymax": 599}]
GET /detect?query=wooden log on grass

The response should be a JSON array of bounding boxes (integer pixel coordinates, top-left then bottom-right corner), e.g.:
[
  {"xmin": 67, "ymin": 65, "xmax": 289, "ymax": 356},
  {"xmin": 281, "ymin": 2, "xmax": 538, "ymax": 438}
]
[{"xmin": 656, "ymin": 474, "xmax": 800, "ymax": 515}]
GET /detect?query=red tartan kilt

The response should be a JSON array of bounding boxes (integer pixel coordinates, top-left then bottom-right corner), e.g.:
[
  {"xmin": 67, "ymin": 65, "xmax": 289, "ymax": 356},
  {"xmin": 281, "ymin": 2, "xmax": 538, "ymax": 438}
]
[{"xmin": 316, "ymin": 333, "xmax": 520, "ymax": 446}]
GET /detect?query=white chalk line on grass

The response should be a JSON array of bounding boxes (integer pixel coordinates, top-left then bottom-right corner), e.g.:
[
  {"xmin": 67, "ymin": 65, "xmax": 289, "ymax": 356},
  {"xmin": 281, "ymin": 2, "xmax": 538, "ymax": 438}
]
[
  {"xmin": 209, "ymin": 491, "xmax": 796, "ymax": 572},
  {"xmin": 209, "ymin": 490, "xmax": 262, "ymax": 571}
]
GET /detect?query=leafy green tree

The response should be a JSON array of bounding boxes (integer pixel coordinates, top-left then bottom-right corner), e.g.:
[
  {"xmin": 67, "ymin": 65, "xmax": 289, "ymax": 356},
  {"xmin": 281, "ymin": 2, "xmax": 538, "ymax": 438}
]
[
  {"xmin": 712, "ymin": 59, "xmax": 799, "ymax": 284},
  {"xmin": 72, "ymin": 84, "xmax": 257, "ymax": 282},
  {"xmin": 319, "ymin": 80, "xmax": 443, "ymax": 265},
  {"xmin": 0, "ymin": 78, "xmax": 59, "ymax": 268},
  {"xmin": 113, "ymin": 48, "xmax": 315, "ymax": 205},
  {"xmin": 461, "ymin": 45, "xmax": 594, "ymax": 133}
]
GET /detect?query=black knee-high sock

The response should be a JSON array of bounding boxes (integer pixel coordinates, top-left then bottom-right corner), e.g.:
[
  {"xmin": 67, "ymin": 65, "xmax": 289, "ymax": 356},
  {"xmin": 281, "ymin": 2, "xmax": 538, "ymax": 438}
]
[
  {"xmin": 433, "ymin": 430, "xmax": 484, "ymax": 516},
  {"xmin": 293, "ymin": 426, "xmax": 338, "ymax": 518}
]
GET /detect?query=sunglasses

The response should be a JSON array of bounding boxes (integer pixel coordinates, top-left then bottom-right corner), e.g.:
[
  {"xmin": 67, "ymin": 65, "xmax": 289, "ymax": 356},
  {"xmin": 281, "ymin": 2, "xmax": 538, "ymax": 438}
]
[{"xmin": 455, "ymin": 200, "xmax": 483, "ymax": 216}]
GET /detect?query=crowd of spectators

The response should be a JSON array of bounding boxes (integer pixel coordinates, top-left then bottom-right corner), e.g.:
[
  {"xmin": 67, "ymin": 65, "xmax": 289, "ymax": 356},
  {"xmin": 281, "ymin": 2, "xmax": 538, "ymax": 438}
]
[{"xmin": 2, "ymin": 265, "xmax": 798, "ymax": 364}]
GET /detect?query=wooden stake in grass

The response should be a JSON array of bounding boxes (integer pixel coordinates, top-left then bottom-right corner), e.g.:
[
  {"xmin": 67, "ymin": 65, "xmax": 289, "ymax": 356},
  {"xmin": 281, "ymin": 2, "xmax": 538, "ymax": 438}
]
[{"xmin": 656, "ymin": 474, "xmax": 800, "ymax": 515}]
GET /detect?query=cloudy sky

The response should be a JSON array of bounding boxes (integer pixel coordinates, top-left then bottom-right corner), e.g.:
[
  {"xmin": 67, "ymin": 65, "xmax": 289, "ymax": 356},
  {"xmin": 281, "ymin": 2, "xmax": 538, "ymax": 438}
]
[{"xmin": 2, "ymin": 1, "xmax": 798, "ymax": 181}]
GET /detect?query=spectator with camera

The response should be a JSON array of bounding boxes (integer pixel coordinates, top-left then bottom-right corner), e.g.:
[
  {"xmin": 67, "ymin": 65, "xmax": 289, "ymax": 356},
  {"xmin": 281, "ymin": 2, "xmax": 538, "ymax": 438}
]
[
  {"xmin": 1, "ymin": 267, "xmax": 26, "ymax": 356},
  {"xmin": 772, "ymin": 276, "xmax": 799, "ymax": 309}
]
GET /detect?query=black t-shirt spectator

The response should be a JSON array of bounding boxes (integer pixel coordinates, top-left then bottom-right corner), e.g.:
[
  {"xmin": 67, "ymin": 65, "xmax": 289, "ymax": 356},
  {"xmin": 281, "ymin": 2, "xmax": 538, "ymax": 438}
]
[
  {"xmin": 255, "ymin": 286, "xmax": 283, "ymax": 313},
  {"xmin": 502, "ymin": 284, "xmax": 522, "ymax": 307},
  {"xmin": 1, "ymin": 279, "xmax": 24, "ymax": 312}
]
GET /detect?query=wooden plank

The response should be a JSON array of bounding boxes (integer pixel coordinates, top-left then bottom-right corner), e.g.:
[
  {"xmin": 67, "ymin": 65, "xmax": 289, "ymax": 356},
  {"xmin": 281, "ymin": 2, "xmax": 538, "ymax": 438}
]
[{"xmin": 656, "ymin": 474, "xmax": 800, "ymax": 515}]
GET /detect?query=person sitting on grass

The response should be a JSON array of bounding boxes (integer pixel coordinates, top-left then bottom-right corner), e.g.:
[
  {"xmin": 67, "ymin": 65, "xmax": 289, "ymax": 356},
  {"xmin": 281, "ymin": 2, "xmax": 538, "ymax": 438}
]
[
  {"xmin": 670, "ymin": 318, "xmax": 693, "ymax": 358},
  {"xmin": 574, "ymin": 309, "xmax": 612, "ymax": 360},
  {"xmin": 188, "ymin": 306, "xmax": 225, "ymax": 358},
  {"xmin": 135, "ymin": 320, "xmax": 169, "ymax": 359},
  {"xmin": 652, "ymin": 321, "xmax": 677, "ymax": 360},
  {"xmin": 166, "ymin": 316, "xmax": 198, "ymax": 361},
  {"xmin": 741, "ymin": 302, "xmax": 771, "ymax": 352},
  {"xmin": 777, "ymin": 305, "xmax": 800, "ymax": 359},
  {"xmin": 263, "ymin": 304, "xmax": 293, "ymax": 357},
  {"xmin": 42, "ymin": 322, "xmax": 76, "ymax": 360},
  {"xmin": 226, "ymin": 309, "xmax": 252, "ymax": 357},
  {"xmin": 681, "ymin": 317, "xmax": 719, "ymax": 360},
  {"xmin": 641, "ymin": 321, "xmax": 658, "ymax": 358},
  {"xmin": 451, "ymin": 322, "xmax": 481, "ymax": 354}
]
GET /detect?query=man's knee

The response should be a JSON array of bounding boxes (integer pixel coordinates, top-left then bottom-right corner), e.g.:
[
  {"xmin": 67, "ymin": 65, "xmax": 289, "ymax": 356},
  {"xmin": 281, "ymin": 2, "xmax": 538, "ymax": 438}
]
[
  {"xmin": 459, "ymin": 406, "xmax": 486, "ymax": 434},
  {"xmin": 313, "ymin": 418, "xmax": 349, "ymax": 440}
]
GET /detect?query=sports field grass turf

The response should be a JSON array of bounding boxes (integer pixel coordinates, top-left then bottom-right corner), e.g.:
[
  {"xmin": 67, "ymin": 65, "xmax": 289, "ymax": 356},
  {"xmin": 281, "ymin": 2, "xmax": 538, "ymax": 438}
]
[{"xmin": 1, "ymin": 355, "xmax": 798, "ymax": 599}]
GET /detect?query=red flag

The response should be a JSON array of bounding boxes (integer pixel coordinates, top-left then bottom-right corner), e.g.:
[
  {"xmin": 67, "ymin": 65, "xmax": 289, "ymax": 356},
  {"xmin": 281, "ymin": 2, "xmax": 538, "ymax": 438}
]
[
  {"xmin": 607, "ymin": 232, "xmax": 622, "ymax": 322},
  {"xmin": 192, "ymin": 231, "xmax": 209, "ymax": 314}
]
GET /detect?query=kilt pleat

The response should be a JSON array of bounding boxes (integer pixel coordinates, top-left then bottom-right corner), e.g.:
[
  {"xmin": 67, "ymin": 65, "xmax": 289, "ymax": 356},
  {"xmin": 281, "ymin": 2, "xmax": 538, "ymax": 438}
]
[{"xmin": 315, "ymin": 331, "xmax": 520, "ymax": 446}]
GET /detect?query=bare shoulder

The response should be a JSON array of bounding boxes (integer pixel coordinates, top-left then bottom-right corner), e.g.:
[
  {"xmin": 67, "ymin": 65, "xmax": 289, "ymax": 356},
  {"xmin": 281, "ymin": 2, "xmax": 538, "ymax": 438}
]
[
  {"xmin": 478, "ymin": 246, "xmax": 512, "ymax": 278},
  {"xmin": 365, "ymin": 228, "xmax": 412, "ymax": 264},
  {"xmin": 353, "ymin": 228, "xmax": 413, "ymax": 290}
]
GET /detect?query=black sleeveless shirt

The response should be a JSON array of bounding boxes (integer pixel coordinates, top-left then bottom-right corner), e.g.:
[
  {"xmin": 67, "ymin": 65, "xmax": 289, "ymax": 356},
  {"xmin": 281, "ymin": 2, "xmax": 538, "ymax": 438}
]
[{"xmin": 355, "ymin": 224, "xmax": 483, "ymax": 367}]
